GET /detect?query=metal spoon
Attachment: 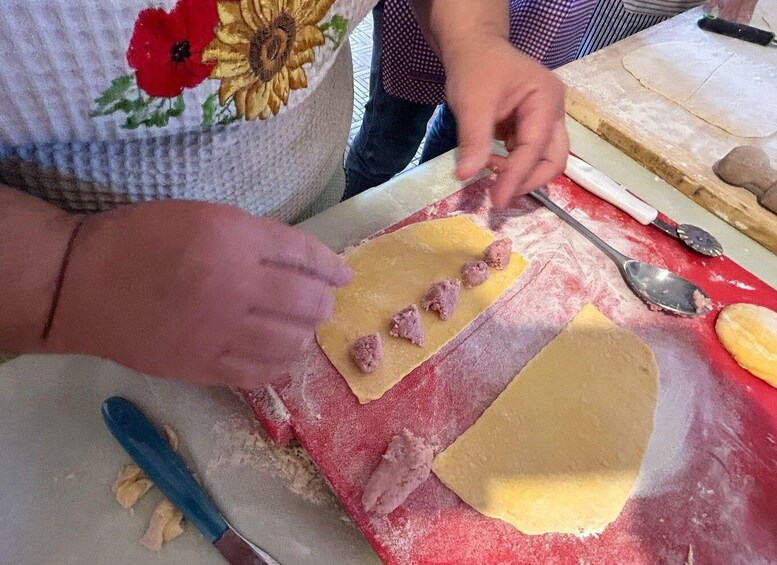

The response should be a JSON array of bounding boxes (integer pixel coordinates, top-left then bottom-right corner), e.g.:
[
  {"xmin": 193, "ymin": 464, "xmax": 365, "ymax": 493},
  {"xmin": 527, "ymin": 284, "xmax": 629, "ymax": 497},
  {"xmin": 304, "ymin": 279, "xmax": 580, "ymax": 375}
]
[{"xmin": 530, "ymin": 190, "xmax": 712, "ymax": 316}]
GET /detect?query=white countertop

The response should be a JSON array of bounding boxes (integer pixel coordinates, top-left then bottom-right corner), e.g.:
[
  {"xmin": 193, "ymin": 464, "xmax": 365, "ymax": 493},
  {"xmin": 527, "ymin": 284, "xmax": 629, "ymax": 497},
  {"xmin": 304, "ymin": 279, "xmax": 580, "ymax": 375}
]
[{"xmin": 1, "ymin": 118, "xmax": 774, "ymax": 565}]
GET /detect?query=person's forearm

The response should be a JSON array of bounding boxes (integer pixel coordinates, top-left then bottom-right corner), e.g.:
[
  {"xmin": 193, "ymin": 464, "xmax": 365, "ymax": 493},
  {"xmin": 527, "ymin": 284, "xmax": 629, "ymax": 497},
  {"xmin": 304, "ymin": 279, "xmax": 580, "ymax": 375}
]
[
  {"xmin": 0, "ymin": 186, "xmax": 83, "ymax": 351},
  {"xmin": 408, "ymin": 0, "xmax": 509, "ymax": 64}
]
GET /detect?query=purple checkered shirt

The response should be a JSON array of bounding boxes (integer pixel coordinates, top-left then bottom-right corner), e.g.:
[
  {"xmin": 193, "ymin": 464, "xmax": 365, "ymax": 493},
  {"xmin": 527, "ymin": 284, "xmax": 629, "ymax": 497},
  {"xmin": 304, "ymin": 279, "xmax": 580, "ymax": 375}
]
[{"xmin": 381, "ymin": 0, "xmax": 600, "ymax": 105}]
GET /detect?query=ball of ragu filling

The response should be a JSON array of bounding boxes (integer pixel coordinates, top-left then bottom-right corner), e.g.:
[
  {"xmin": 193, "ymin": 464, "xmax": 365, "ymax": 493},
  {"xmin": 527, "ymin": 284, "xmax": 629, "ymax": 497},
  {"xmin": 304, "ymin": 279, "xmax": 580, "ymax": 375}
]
[
  {"xmin": 350, "ymin": 333, "xmax": 383, "ymax": 372},
  {"xmin": 389, "ymin": 305, "xmax": 425, "ymax": 346},
  {"xmin": 461, "ymin": 260, "xmax": 490, "ymax": 287},
  {"xmin": 484, "ymin": 238, "xmax": 512, "ymax": 270},
  {"xmin": 421, "ymin": 279, "xmax": 461, "ymax": 320}
]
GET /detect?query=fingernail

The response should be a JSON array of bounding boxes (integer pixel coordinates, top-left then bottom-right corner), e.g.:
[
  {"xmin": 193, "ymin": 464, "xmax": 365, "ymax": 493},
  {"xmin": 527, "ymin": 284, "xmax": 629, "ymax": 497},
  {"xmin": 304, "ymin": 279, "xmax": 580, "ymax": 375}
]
[
  {"xmin": 458, "ymin": 156, "xmax": 481, "ymax": 174},
  {"xmin": 458, "ymin": 154, "xmax": 475, "ymax": 167},
  {"xmin": 338, "ymin": 266, "xmax": 354, "ymax": 285}
]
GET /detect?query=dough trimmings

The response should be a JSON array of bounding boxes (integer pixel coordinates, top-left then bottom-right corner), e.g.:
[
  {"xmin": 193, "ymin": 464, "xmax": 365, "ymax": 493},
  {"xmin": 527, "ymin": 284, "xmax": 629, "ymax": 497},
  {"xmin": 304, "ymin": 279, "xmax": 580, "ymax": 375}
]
[
  {"xmin": 111, "ymin": 424, "xmax": 187, "ymax": 550},
  {"xmin": 140, "ymin": 498, "xmax": 185, "ymax": 551}
]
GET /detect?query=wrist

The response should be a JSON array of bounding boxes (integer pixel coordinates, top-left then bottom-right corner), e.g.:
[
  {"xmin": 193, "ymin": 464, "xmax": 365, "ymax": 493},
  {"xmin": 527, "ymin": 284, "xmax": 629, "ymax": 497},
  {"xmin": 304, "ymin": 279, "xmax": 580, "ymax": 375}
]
[
  {"xmin": 39, "ymin": 215, "xmax": 87, "ymax": 345},
  {"xmin": 0, "ymin": 202, "xmax": 86, "ymax": 353},
  {"xmin": 439, "ymin": 32, "xmax": 511, "ymax": 70}
]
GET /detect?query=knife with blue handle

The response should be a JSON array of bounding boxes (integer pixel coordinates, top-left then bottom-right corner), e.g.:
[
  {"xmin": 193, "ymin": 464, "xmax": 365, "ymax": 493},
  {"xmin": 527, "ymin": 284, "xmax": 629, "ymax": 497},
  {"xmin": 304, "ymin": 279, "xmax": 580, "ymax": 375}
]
[{"xmin": 102, "ymin": 396, "xmax": 280, "ymax": 564}]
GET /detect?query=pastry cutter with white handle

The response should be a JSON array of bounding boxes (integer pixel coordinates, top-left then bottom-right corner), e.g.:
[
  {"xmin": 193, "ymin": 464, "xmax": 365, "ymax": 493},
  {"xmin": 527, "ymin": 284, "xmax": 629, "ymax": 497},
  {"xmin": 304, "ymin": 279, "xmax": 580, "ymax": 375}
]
[{"xmin": 565, "ymin": 155, "xmax": 724, "ymax": 257}]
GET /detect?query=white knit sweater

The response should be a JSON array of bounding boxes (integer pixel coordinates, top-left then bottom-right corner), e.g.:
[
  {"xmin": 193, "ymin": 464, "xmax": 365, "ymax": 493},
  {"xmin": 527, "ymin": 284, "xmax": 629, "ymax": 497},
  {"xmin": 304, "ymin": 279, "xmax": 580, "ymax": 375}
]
[{"xmin": 0, "ymin": 0, "xmax": 375, "ymax": 222}]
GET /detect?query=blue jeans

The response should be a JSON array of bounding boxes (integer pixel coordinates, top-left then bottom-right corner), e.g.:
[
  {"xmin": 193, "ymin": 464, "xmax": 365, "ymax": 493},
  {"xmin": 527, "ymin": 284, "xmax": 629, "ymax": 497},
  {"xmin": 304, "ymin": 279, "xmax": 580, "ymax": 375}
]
[{"xmin": 343, "ymin": 1, "xmax": 458, "ymax": 200}]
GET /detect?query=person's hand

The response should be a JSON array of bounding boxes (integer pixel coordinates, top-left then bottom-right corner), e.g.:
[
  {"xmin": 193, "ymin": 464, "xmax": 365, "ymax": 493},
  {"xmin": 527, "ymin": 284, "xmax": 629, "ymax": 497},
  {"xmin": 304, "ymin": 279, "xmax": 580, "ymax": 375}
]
[
  {"xmin": 444, "ymin": 35, "xmax": 569, "ymax": 208},
  {"xmin": 43, "ymin": 200, "xmax": 351, "ymax": 388},
  {"xmin": 704, "ymin": 0, "xmax": 758, "ymax": 22}
]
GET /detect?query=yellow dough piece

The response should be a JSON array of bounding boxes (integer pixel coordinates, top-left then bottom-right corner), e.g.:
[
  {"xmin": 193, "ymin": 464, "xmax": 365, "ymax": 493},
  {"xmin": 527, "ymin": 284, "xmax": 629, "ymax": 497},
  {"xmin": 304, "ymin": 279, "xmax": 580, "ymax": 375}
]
[
  {"xmin": 112, "ymin": 464, "xmax": 153, "ymax": 509},
  {"xmin": 716, "ymin": 304, "xmax": 777, "ymax": 388},
  {"xmin": 140, "ymin": 498, "xmax": 185, "ymax": 551},
  {"xmin": 433, "ymin": 304, "xmax": 659, "ymax": 536},
  {"xmin": 163, "ymin": 423, "xmax": 180, "ymax": 452},
  {"xmin": 316, "ymin": 217, "xmax": 528, "ymax": 404},
  {"xmin": 111, "ymin": 425, "xmax": 179, "ymax": 510}
]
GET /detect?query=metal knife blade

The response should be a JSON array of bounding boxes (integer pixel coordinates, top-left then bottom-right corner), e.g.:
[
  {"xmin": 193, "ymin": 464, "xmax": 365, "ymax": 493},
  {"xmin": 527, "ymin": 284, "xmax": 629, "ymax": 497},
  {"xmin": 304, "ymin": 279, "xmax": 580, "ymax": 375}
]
[
  {"xmin": 650, "ymin": 216, "xmax": 679, "ymax": 238},
  {"xmin": 215, "ymin": 528, "xmax": 279, "ymax": 565}
]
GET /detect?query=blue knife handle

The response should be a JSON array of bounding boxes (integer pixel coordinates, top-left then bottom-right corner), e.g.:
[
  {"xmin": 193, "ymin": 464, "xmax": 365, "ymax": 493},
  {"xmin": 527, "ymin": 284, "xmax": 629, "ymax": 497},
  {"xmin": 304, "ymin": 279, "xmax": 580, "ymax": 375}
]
[{"xmin": 101, "ymin": 396, "xmax": 228, "ymax": 543}]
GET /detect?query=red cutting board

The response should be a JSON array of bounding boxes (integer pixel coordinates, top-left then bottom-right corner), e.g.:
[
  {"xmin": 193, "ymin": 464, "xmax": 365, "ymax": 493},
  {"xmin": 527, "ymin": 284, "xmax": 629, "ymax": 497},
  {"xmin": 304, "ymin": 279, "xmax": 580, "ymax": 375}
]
[{"xmin": 244, "ymin": 175, "xmax": 777, "ymax": 565}]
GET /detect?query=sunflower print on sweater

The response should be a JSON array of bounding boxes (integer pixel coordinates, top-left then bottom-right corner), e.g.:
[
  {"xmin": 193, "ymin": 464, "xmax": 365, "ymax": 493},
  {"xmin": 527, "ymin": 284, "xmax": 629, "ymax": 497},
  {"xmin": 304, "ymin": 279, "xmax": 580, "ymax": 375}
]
[{"xmin": 90, "ymin": 0, "xmax": 348, "ymax": 129}]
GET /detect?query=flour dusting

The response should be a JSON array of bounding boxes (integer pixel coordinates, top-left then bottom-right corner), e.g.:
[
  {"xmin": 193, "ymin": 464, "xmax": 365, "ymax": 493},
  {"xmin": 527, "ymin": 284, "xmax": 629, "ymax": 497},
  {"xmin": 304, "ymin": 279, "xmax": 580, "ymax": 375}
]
[
  {"xmin": 250, "ymin": 178, "xmax": 774, "ymax": 563},
  {"xmin": 462, "ymin": 189, "xmax": 710, "ymax": 498},
  {"xmin": 205, "ymin": 410, "xmax": 339, "ymax": 509},
  {"xmin": 631, "ymin": 332, "xmax": 710, "ymax": 497},
  {"xmin": 709, "ymin": 272, "xmax": 757, "ymax": 291}
]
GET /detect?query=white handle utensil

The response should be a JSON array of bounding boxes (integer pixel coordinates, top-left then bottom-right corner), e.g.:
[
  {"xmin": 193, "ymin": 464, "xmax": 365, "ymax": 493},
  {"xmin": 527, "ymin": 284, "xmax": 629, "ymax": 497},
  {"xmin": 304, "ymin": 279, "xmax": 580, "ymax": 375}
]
[
  {"xmin": 563, "ymin": 154, "xmax": 723, "ymax": 257},
  {"xmin": 565, "ymin": 154, "xmax": 657, "ymax": 225}
]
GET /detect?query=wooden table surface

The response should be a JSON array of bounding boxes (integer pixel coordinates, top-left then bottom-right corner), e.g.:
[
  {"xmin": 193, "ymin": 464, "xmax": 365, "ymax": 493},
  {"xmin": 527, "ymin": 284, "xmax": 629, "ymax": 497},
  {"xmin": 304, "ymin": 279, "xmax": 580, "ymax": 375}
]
[{"xmin": 556, "ymin": 8, "xmax": 777, "ymax": 255}]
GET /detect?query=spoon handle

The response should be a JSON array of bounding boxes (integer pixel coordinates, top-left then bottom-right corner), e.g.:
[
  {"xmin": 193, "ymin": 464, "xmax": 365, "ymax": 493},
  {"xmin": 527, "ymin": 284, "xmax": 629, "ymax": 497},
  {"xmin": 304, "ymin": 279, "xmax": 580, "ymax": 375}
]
[{"xmin": 530, "ymin": 190, "xmax": 630, "ymax": 265}]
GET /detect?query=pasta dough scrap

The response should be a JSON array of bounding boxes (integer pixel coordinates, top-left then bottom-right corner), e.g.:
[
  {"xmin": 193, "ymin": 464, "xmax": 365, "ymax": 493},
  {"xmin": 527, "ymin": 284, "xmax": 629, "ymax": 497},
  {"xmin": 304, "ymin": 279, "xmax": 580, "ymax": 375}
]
[
  {"xmin": 163, "ymin": 423, "xmax": 179, "ymax": 452},
  {"xmin": 716, "ymin": 303, "xmax": 777, "ymax": 387},
  {"xmin": 433, "ymin": 304, "xmax": 659, "ymax": 536},
  {"xmin": 112, "ymin": 464, "xmax": 153, "ymax": 509},
  {"xmin": 622, "ymin": 41, "xmax": 777, "ymax": 138},
  {"xmin": 316, "ymin": 217, "xmax": 528, "ymax": 404},
  {"xmin": 141, "ymin": 498, "xmax": 185, "ymax": 551}
]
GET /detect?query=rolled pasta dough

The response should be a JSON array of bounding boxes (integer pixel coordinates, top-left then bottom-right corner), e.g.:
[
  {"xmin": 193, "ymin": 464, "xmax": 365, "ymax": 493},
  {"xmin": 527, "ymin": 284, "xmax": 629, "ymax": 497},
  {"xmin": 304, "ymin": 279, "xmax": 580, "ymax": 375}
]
[
  {"xmin": 623, "ymin": 41, "xmax": 777, "ymax": 138},
  {"xmin": 316, "ymin": 217, "xmax": 528, "ymax": 404},
  {"xmin": 433, "ymin": 305, "xmax": 659, "ymax": 535},
  {"xmin": 716, "ymin": 303, "xmax": 777, "ymax": 387}
]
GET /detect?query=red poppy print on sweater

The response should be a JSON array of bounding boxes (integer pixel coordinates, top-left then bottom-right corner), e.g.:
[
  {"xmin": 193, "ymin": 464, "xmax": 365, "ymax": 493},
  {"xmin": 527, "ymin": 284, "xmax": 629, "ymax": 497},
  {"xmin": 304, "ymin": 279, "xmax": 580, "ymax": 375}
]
[{"xmin": 127, "ymin": 0, "xmax": 219, "ymax": 98}]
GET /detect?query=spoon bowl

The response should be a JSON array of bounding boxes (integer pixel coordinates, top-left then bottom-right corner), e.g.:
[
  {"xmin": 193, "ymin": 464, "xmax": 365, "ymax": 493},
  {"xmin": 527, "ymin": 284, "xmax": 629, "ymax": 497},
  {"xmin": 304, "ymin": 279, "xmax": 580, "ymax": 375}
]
[
  {"xmin": 530, "ymin": 190, "xmax": 712, "ymax": 317},
  {"xmin": 623, "ymin": 260, "xmax": 710, "ymax": 316}
]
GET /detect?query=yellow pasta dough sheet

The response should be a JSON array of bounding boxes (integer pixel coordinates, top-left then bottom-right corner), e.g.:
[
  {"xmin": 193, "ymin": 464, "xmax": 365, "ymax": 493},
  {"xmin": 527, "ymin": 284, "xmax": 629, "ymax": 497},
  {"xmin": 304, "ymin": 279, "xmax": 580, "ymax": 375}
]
[
  {"xmin": 316, "ymin": 216, "xmax": 528, "ymax": 404},
  {"xmin": 433, "ymin": 304, "xmax": 659, "ymax": 536}
]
